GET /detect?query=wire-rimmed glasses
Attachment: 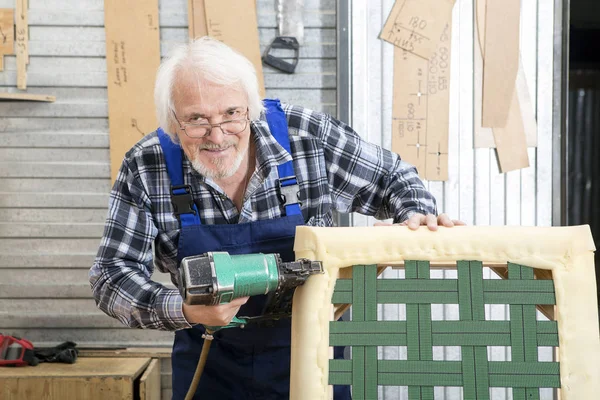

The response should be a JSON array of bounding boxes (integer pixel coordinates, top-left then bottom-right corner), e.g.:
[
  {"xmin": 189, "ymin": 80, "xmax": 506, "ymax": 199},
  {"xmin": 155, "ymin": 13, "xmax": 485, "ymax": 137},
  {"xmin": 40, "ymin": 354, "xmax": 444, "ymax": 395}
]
[{"xmin": 172, "ymin": 109, "xmax": 250, "ymax": 138}]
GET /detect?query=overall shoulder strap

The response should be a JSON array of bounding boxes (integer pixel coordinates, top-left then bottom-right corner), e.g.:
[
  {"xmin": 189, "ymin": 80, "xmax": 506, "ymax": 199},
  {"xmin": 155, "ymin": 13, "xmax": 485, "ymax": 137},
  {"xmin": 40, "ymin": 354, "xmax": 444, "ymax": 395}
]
[
  {"xmin": 157, "ymin": 128, "xmax": 201, "ymax": 226},
  {"xmin": 263, "ymin": 99, "xmax": 302, "ymax": 216}
]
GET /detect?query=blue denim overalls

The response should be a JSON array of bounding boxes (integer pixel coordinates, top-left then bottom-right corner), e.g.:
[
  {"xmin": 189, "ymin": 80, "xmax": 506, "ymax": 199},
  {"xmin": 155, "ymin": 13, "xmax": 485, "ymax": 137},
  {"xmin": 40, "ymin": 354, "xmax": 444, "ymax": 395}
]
[{"xmin": 159, "ymin": 99, "xmax": 351, "ymax": 399}]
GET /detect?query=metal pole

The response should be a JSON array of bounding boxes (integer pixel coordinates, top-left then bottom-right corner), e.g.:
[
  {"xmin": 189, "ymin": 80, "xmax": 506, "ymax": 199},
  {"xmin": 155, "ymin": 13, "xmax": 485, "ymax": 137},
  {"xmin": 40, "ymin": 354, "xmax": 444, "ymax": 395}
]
[
  {"xmin": 336, "ymin": 0, "xmax": 352, "ymax": 228},
  {"xmin": 553, "ymin": 0, "xmax": 569, "ymax": 226}
]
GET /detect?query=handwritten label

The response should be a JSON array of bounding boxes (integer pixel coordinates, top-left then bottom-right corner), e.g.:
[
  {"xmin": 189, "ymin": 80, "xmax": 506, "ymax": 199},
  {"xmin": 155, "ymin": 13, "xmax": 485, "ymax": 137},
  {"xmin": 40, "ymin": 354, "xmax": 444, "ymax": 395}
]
[
  {"xmin": 427, "ymin": 26, "xmax": 450, "ymax": 96},
  {"xmin": 147, "ymin": 14, "xmax": 158, "ymax": 30},
  {"xmin": 380, "ymin": 0, "xmax": 455, "ymax": 60},
  {"xmin": 112, "ymin": 40, "xmax": 128, "ymax": 87},
  {"xmin": 207, "ymin": 19, "xmax": 223, "ymax": 38},
  {"xmin": 15, "ymin": 0, "xmax": 28, "ymax": 88}
]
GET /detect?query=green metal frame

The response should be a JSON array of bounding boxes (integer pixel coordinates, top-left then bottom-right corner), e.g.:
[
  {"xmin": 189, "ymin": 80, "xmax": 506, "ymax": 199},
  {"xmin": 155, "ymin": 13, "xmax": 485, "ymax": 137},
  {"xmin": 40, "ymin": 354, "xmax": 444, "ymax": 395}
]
[{"xmin": 329, "ymin": 261, "xmax": 560, "ymax": 400}]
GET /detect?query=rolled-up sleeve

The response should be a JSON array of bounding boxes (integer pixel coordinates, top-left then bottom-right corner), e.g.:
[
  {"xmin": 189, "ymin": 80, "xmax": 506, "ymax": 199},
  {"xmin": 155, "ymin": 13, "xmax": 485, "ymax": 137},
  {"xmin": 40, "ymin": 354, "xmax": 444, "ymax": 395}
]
[
  {"xmin": 89, "ymin": 158, "xmax": 192, "ymax": 331},
  {"xmin": 317, "ymin": 112, "xmax": 437, "ymax": 222}
]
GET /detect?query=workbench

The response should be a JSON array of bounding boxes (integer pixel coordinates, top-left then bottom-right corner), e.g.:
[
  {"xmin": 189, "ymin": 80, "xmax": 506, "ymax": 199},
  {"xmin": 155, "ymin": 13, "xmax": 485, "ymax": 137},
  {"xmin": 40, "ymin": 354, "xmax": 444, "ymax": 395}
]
[{"xmin": 0, "ymin": 357, "xmax": 160, "ymax": 400}]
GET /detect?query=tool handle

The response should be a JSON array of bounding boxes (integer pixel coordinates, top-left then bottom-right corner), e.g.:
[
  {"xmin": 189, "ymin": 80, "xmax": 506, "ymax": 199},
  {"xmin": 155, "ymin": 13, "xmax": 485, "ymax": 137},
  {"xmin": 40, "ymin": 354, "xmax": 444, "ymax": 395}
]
[{"xmin": 204, "ymin": 316, "xmax": 247, "ymax": 332}]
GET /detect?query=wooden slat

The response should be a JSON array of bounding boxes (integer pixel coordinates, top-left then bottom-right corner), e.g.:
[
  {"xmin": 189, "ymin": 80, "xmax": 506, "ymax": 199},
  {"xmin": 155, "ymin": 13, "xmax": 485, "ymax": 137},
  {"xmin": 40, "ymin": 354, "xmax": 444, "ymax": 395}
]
[
  {"xmin": 15, "ymin": 0, "xmax": 28, "ymax": 89},
  {"xmin": 481, "ymin": 0, "xmax": 520, "ymax": 127},
  {"xmin": 0, "ymin": 92, "xmax": 54, "ymax": 101},
  {"xmin": 104, "ymin": 0, "xmax": 160, "ymax": 182},
  {"xmin": 187, "ymin": 0, "xmax": 207, "ymax": 39},
  {"xmin": 0, "ymin": 9, "xmax": 15, "ymax": 71},
  {"xmin": 140, "ymin": 359, "xmax": 162, "ymax": 400},
  {"xmin": 204, "ymin": 0, "xmax": 265, "ymax": 96}
]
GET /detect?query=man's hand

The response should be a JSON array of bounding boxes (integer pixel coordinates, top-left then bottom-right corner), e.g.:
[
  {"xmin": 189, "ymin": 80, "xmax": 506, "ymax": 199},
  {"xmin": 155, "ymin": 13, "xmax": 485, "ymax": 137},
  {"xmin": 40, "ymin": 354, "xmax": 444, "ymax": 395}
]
[
  {"xmin": 374, "ymin": 213, "xmax": 466, "ymax": 231},
  {"xmin": 182, "ymin": 296, "xmax": 249, "ymax": 326}
]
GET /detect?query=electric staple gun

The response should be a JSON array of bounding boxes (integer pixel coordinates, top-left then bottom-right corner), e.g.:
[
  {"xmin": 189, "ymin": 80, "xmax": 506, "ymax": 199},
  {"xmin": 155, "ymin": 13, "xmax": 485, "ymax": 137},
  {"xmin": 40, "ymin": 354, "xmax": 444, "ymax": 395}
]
[{"xmin": 178, "ymin": 251, "xmax": 323, "ymax": 330}]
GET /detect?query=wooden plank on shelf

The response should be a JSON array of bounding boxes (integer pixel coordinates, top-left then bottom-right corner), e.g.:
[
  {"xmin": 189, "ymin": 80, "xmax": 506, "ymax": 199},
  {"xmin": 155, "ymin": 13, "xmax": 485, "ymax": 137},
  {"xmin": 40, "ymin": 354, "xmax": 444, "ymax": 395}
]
[{"xmin": 0, "ymin": 92, "xmax": 55, "ymax": 102}]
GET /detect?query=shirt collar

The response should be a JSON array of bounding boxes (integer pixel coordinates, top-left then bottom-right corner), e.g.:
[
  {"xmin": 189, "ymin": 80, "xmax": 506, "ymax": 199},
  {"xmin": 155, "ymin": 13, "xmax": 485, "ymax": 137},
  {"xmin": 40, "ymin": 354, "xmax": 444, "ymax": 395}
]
[{"xmin": 251, "ymin": 113, "xmax": 294, "ymax": 171}]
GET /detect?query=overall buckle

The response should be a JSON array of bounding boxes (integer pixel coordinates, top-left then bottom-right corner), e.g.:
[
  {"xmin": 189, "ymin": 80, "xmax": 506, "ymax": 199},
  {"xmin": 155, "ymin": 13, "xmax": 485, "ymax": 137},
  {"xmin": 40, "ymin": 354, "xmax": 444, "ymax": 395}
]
[
  {"xmin": 170, "ymin": 185, "xmax": 196, "ymax": 215},
  {"xmin": 277, "ymin": 176, "xmax": 300, "ymax": 207}
]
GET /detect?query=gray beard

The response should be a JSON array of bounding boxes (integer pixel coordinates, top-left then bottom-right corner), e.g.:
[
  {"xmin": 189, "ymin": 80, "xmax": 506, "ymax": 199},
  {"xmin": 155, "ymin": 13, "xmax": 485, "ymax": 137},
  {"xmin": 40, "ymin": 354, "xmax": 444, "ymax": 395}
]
[{"xmin": 190, "ymin": 147, "xmax": 247, "ymax": 180}]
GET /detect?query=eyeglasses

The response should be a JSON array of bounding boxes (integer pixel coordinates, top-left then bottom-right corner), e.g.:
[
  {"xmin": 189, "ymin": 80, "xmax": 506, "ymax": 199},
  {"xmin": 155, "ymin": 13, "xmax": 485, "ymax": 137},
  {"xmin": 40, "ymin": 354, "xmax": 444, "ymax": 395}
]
[{"xmin": 172, "ymin": 109, "xmax": 250, "ymax": 138}]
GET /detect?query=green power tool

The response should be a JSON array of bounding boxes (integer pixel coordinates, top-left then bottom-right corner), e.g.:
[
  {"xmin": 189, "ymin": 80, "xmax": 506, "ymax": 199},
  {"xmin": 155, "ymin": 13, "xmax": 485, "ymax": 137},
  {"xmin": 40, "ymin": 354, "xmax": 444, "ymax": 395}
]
[{"xmin": 178, "ymin": 251, "xmax": 323, "ymax": 330}]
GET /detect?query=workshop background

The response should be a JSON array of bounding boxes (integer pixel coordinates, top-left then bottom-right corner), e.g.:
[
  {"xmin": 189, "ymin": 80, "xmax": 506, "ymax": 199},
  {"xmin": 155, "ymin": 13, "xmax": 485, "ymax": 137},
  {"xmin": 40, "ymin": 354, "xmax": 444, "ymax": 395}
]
[{"xmin": 0, "ymin": 0, "xmax": 593, "ymax": 399}]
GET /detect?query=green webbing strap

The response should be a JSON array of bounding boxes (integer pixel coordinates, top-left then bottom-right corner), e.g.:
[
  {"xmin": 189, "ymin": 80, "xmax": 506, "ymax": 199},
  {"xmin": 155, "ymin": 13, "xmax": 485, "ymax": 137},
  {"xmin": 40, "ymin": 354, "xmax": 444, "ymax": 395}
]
[
  {"xmin": 350, "ymin": 265, "xmax": 378, "ymax": 400},
  {"xmin": 329, "ymin": 262, "xmax": 561, "ymax": 399},
  {"xmin": 508, "ymin": 263, "xmax": 541, "ymax": 400},
  {"xmin": 406, "ymin": 261, "xmax": 434, "ymax": 399},
  {"xmin": 458, "ymin": 261, "xmax": 489, "ymax": 399}
]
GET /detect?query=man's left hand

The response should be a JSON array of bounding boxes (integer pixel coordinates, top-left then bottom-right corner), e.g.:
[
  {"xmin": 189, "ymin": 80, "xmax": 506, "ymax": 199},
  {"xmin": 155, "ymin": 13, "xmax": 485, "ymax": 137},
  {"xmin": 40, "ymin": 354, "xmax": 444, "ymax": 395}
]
[{"xmin": 374, "ymin": 213, "xmax": 466, "ymax": 231}]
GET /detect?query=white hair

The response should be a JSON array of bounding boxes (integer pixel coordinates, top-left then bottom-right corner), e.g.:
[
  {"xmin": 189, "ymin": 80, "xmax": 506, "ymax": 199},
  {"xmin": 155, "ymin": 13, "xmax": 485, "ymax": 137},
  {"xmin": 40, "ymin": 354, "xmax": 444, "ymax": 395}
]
[{"xmin": 154, "ymin": 36, "xmax": 265, "ymax": 139}]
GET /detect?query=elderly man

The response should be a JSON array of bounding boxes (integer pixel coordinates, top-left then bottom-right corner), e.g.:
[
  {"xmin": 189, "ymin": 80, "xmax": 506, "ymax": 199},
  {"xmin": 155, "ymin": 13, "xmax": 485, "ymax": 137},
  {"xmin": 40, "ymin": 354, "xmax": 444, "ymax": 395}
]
[{"xmin": 90, "ymin": 37, "xmax": 462, "ymax": 399}]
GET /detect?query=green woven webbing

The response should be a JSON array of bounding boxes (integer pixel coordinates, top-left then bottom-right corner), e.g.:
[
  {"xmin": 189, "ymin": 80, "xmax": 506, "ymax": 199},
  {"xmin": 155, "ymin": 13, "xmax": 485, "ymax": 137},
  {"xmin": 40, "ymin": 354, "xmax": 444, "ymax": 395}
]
[{"xmin": 329, "ymin": 262, "xmax": 560, "ymax": 400}]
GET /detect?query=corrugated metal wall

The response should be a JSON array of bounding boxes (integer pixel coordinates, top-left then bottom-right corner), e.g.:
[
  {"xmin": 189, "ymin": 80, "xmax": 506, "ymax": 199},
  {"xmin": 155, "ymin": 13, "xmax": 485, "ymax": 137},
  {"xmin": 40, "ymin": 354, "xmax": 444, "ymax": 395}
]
[
  {"xmin": 568, "ymin": 69, "xmax": 600, "ymax": 321},
  {"xmin": 0, "ymin": 0, "xmax": 335, "ymax": 398},
  {"xmin": 349, "ymin": 0, "xmax": 556, "ymax": 399}
]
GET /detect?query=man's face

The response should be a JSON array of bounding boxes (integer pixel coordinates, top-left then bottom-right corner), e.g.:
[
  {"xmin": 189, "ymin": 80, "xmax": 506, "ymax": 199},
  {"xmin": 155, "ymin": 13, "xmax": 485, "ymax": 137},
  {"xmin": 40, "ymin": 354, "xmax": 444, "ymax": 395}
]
[{"xmin": 172, "ymin": 76, "xmax": 251, "ymax": 181}]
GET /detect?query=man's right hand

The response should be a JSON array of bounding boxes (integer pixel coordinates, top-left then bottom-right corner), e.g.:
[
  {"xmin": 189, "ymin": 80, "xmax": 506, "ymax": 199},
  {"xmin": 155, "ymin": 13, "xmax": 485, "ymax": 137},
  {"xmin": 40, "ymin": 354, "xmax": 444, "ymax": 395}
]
[{"xmin": 182, "ymin": 296, "xmax": 250, "ymax": 326}]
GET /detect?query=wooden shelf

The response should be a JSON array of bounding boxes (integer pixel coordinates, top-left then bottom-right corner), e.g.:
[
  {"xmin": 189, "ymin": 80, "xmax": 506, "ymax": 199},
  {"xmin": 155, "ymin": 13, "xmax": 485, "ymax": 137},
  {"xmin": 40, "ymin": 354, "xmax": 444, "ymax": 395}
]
[{"xmin": 0, "ymin": 92, "xmax": 56, "ymax": 102}]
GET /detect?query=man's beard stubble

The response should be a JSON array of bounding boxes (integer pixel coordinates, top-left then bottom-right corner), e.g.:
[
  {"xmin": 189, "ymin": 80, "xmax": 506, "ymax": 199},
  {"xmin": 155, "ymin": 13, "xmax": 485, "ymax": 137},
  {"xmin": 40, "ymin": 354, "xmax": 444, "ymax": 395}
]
[{"xmin": 190, "ymin": 141, "xmax": 247, "ymax": 180}]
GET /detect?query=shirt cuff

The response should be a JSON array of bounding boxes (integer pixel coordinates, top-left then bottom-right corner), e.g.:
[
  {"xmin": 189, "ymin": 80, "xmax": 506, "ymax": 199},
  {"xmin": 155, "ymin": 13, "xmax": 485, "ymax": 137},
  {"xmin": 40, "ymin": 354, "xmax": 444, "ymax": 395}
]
[{"xmin": 155, "ymin": 289, "xmax": 194, "ymax": 331}]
